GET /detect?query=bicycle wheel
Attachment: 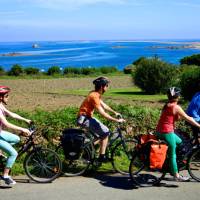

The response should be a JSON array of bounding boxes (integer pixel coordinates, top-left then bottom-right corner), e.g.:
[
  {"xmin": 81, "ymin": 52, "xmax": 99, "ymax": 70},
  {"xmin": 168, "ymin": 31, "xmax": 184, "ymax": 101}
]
[
  {"xmin": 24, "ymin": 148, "xmax": 62, "ymax": 183},
  {"xmin": 188, "ymin": 148, "xmax": 200, "ymax": 182},
  {"xmin": 56, "ymin": 145, "xmax": 91, "ymax": 176},
  {"xmin": 129, "ymin": 152, "xmax": 164, "ymax": 186},
  {"xmin": 111, "ymin": 139, "xmax": 137, "ymax": 175}
]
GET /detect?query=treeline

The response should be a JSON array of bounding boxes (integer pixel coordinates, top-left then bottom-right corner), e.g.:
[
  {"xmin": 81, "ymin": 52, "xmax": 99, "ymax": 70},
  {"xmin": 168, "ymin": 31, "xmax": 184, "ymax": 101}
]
[
  {"xmin": 0, "ymin": 64, "xmax": 119, "ymax": 76},
  {"xmin": 123, "ymin": 54, "xmax": 200, "ymax": 101}
]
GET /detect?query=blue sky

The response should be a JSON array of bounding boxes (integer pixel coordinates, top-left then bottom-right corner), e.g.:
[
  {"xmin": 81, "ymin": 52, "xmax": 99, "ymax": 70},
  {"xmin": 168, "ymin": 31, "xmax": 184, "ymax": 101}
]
[{"xmin": 1, "ymin": 0, "xmax": 200, "ymax": 41}]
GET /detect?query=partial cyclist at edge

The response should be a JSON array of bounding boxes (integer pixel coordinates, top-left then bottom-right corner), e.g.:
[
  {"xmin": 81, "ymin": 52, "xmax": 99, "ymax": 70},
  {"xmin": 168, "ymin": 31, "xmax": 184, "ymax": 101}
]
[
  {"xmin": 0, "ymin": 86, "xmax": 31, "ymax": 186},
  {"xmin": 77, "ymin": 77, "xmax": 125, "ymax": 163},
  {"xmin": 155, "ymin": 87, "xmax": 200, "ymax": 181},
  {"xmin": 186, "ymin": 90, "xmax": 200, "ymax": 142}
]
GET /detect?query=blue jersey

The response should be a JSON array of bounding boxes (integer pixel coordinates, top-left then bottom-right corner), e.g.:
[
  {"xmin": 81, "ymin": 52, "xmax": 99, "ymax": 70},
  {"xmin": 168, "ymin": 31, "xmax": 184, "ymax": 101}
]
[{"xmin": 186, "ymin": 92, "xmax": 200, "ymax": 122}]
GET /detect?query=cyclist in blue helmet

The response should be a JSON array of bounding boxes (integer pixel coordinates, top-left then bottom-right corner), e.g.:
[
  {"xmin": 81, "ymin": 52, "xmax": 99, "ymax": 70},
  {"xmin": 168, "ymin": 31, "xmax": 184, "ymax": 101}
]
[{"xmin": 186, "ymin": 91, "xmax": 200, "ymax": 140}]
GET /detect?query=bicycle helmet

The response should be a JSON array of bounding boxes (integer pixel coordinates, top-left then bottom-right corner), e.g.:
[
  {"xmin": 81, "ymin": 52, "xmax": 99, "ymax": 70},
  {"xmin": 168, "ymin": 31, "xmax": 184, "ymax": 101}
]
[
  {"xmin": 93, "ymin": 77, "xmax": 110, "ymax": 87},
  {"xmin": 0, "ymin": 86, "xmax": 10, "ymax": 95},
  {"xmin": 167, "ymin": 87, "xmax": 181, "ymax": 100}
]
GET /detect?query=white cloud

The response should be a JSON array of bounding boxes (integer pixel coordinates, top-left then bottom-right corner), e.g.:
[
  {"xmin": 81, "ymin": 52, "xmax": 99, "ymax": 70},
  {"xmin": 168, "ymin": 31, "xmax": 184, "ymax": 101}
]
[
  {"xmin": 173, "ymin": 1, "xmax": 200, "ymax": 8},
  {"xmin": 16, "ymin": 0, "xmax": 131, "ymax": 9}
]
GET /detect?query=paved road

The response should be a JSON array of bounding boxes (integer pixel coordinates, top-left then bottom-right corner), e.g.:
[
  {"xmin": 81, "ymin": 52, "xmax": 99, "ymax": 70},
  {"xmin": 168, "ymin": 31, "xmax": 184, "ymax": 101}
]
[{"xmin": 0, "ymin": 173, "xmax": 199, "ymax": 200}]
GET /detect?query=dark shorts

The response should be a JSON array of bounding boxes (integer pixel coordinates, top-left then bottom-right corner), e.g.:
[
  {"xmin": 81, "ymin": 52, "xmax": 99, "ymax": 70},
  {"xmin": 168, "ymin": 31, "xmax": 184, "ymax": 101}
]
[{"xmin": 77, "ymin": 115, "xmax": 110, "ymax": 139}]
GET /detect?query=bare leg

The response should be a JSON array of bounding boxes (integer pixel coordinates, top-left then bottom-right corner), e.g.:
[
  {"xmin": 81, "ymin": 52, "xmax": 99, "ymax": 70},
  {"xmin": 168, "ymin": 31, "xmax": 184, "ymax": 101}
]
[
  {"xmin": 3, "ymin": 168, "xmax": 10, "ymax": 177},
  {"xmin": 99, "ymin": 136, "xmax": 108, "ymax": 155}
]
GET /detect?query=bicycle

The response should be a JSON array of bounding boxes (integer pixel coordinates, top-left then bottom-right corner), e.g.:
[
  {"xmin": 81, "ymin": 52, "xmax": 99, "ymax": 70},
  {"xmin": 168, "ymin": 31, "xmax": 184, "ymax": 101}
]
[
  {"xmin": 0, "ymin": 123, "xmax": 62, "ymax": 183},
  {"xmin": 129, "ymin": 128, "xmax": 200, "ymax": 186},
  {"xmin": 56, "ymin": 118, "xmax": 137, "ymax": 176}
]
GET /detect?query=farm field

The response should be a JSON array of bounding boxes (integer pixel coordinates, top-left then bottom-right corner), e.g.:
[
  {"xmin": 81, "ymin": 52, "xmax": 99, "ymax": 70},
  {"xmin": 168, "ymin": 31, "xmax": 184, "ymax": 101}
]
[{"xmin": 0, "ymin": 75, "xmax": 164, "ymax": 111}]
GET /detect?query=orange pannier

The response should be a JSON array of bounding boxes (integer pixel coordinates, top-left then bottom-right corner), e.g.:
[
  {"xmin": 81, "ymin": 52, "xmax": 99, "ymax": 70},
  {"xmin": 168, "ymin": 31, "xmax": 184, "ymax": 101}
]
[
  {"xmin": 139, "ymin": 134, "xmax": 168, "ymax": 169},
  {"xmin": 149, "ymin": 143, "xmax": 168, "ymax": 169}
]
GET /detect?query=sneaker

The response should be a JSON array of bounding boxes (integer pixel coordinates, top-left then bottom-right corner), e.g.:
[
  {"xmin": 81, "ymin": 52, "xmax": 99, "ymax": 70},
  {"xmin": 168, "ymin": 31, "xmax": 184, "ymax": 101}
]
[
  {"xmin": 174, "ymin": 175, "xmax": 190, "ymax": 182},
  {"xmin": 0, "ymin": 176, "xmax": 16, "ymax": 186},
  {"xmin": 98, "ymin": 155, "xmax": 110, "ymax": 163}
]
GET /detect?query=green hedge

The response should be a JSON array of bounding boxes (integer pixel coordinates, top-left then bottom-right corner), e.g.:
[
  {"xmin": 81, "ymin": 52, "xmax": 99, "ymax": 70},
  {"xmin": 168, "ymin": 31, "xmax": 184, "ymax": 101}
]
[
  {"xmin": 9, "ymin": 103, "xmax": 192, "ymax": 175},
  {"xmin": 133, "ymin": 57, "xmax": 177, "ymax": 94},
  {"xmin": 180, "ymin": 66, "xmax": 200, "ymax": 100}
]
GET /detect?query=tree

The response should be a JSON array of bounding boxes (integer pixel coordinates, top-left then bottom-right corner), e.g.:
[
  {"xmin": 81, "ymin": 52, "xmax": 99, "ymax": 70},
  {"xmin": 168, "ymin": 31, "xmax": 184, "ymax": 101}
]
[
  {"xmin": 133, "ymin": 57, "xmax": 177, "ymax": 94},
  {"xmin": 180, "ymin": 54, "xmax": 200, "ymax": 66},
  {"xmin": 123, "ymin": 64, "xmax": 135, "ymax": 74},
  {"xmin": 8, "ymin": 64, "xmax": 24, "ymax": 76},
  {"xmin": 0, "ymin": 66, "xmax": 5, "ymax": 75},
  {"xmin": 24, "ymin": 67, "xmax": 40, "ymax": 75},
  {"xmin": 47, "ymin": 66, "xmax": 61, "ymax": 75},
  {"xmin": 180, "ymin": 66, "xmax": 200, "ymax": 100}
]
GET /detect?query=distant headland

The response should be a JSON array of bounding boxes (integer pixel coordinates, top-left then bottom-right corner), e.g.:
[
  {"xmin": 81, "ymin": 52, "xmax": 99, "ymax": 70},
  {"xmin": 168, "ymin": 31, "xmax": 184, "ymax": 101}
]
[
  {"xmin": 149, "ymin": 42, "xmax": 200, "ymax": 50},
  {"xmin": 0, "ymin": 52, "xmax": 31, "ymax": 57}
]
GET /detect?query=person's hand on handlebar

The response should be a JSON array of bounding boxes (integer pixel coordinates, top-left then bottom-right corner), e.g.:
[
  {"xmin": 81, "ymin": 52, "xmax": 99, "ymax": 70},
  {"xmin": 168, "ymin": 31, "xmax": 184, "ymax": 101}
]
[
  {"xmin": 115, "ymin": 112, "xmax": 123, "ymax": 118},
  {"xmin": 25, "ymin": 119, "xmax": 32, "ymax": 125},
  {"xmin": 21, "ymin": 128, "xmax": 32, "ymax": 137},
  {"xmin": 117, "ymin": 118, "xmax": 126, "ymax": 123}
]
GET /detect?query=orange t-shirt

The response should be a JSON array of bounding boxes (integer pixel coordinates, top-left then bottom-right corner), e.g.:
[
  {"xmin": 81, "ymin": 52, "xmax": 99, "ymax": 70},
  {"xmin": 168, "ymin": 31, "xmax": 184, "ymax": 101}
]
[{"xmin": 78, "ymin": 91, "xmax": 101, "ymax": 118}]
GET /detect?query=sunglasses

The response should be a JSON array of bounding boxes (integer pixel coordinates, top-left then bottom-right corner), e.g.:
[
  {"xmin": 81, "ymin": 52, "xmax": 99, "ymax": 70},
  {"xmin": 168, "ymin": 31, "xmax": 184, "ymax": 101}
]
[{"xmin": 4, "ymin": 94, "xmax": 9, "ymax": 98}]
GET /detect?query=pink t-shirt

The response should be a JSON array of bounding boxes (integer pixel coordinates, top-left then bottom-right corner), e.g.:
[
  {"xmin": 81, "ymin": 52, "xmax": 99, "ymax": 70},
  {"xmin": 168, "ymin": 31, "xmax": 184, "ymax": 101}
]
[
  {"xmin": 156, "ymin": 103, "xmax": 179, "ymax": 133},
  {"xmin": 0, "ymin": 105, "xmax": 6, "ymax": 133}
]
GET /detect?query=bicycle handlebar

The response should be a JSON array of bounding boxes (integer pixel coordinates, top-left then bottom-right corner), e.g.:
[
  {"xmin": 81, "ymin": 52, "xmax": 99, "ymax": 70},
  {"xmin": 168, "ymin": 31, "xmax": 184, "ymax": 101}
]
[{"xmin": 116, "ymin": 113, "xmax": 123, "ymax": 119}]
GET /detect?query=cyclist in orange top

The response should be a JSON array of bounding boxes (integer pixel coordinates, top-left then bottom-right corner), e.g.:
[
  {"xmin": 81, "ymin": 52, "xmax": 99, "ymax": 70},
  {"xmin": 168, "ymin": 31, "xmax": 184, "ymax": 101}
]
[{"xmin": 77, "ymin": 77, "xmax": 125, "ymax": 162}]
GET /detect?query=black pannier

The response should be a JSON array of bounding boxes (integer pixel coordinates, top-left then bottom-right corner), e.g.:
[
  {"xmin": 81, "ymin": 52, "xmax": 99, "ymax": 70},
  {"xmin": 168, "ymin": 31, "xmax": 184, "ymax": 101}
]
[{"xmin": 61, "ymin": 128, "xmax": 85, "ymax": 160}]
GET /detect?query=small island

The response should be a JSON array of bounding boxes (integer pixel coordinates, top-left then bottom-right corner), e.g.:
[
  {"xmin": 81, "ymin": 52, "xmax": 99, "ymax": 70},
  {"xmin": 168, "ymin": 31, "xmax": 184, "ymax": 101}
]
[
  {"xmin": 32, "ymin": 43, "xmax": 39, "ymax": 48},
  {"xmin": 0, "ymin": 52, "xmax": 31, "ymax": 57},
  {"xmin": 150, "ymin": 42, "xmax": 200, "ymax": 50},
  {"xmin": 111, "ymin": 45, "xmax": 128, "ymax": 49}
]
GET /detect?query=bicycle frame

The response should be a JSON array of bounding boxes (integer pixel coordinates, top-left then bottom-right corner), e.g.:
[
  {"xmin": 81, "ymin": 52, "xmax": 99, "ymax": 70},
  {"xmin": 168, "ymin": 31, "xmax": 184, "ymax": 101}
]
[{"xmin": 83, "ymin": 124, "xmax": 129, "ymax": 162}]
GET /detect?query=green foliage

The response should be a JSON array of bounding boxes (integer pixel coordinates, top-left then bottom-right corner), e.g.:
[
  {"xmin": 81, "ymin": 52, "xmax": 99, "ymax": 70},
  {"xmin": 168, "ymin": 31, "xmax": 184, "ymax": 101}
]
[
  {"xmin": 81, "ymin": 67, "xmax": 96, "ymax": 75},
  {"xmin": 24, "ymin": 67, "xmax": 40, "ymax": 75},
  {"xmin": 8, "ymin": 64, "xmax": 24, "ymax": 76},
  {"xmin": 132, "ymin": 57, "xmax": 146, "ymax": 65},
  {"xmin": 99, "ymin": 66, "xmax": 117, "ymax": 74},
  {"xmin": 180, "ymin": 54, "xmax": 200, "ymax": 66},
  {"xmin": 180, "ymin": 66, "xmax": 200, "ymax": 100},
  {"xmin": 133, "ymin": 57, "xmax": 177, "ymax": 94},
  {"xmin": 10, "ymin": 103, "xmax": 193, "ymax": 175},
  {"xmin": 0, "ymin": 66, "xmax": 5, "ymax": 75},
  {"xmin": 63, "ymin": 67, "xmax": 81, "ymax": 75},
  {"xmin": 123, "ymin": 64, "xmax": 135, "ymax": 74},
  {"xmin": 47, "ymin": 66, "xmax": 61, "ymax": 75}
]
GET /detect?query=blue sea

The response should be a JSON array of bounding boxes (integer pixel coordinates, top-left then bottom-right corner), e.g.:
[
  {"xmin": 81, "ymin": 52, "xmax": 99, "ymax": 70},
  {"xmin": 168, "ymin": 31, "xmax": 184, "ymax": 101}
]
[{"xmin": 0, "ymin": 40, "xmax": 200, "ymax": 71}]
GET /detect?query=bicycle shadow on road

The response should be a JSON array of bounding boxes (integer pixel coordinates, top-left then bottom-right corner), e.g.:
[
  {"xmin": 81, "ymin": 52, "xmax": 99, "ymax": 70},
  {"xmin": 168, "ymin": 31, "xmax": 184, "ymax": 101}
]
[
  {"xmin": 92, "ymin": 173, "xmax": 139, "ymax": 190},
  {"xmin": 13, "ymin": 177, "xmax": 39, "ymax": 184},
  {"xmin": 92, "ymin": 173, "xmax": 180, "ymax": 190}
]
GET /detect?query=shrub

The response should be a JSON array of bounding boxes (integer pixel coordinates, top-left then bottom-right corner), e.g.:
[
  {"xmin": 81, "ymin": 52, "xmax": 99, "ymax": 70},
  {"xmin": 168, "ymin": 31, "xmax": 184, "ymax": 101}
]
[
  {"xmin": 180, "ymin": 66, "xmax": 200, "ymax": 100},
  {"xmin": 63, "ymin": 67, "xmax": 81, "ymax": 75},
  {"xmin": 123, "ymin": 64, "xmax": 135, "ymax": 74},
  {"xmin": 81, "ymin": 67, "xmax": 96, "ymax": 75},
  {"xmin": 47, "ymin": 66, "xmax": 61, "ymax": 75},
  {"xmin": 180, "ymin": 54, "xmax": 200, "ymax": 66},
  {"xmin": 8, "ymin": 64, "xmax": 24, "ymax": 76},
  {"xmin": 0, "ymin": 66, "xmax": 5, "ymax": 75},
  {"xmin": 132, "ymin": 57, "xmax": 146, "ymax": 65},
  {"xmin": 24, "ymin": 67, "xmax": 40, "ymax": 75},
  {"xmin": 133, "ymin": 58, "xmax": 177, "ymax": 94},
  {"xmin": 99, "ymin": 66, "xmax": 117, "ymax": 74}
]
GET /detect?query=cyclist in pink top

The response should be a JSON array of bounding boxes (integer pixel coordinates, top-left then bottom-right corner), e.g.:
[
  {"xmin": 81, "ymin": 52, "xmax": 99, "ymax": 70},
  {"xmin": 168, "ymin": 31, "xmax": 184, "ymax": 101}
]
[
  {"xmin": 155, "ymin": 87, "xmax": 200, "ymax": 181},
  {"xmin": 0, "ymin": 86, "xmax": 31, "ymax": 186}
]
